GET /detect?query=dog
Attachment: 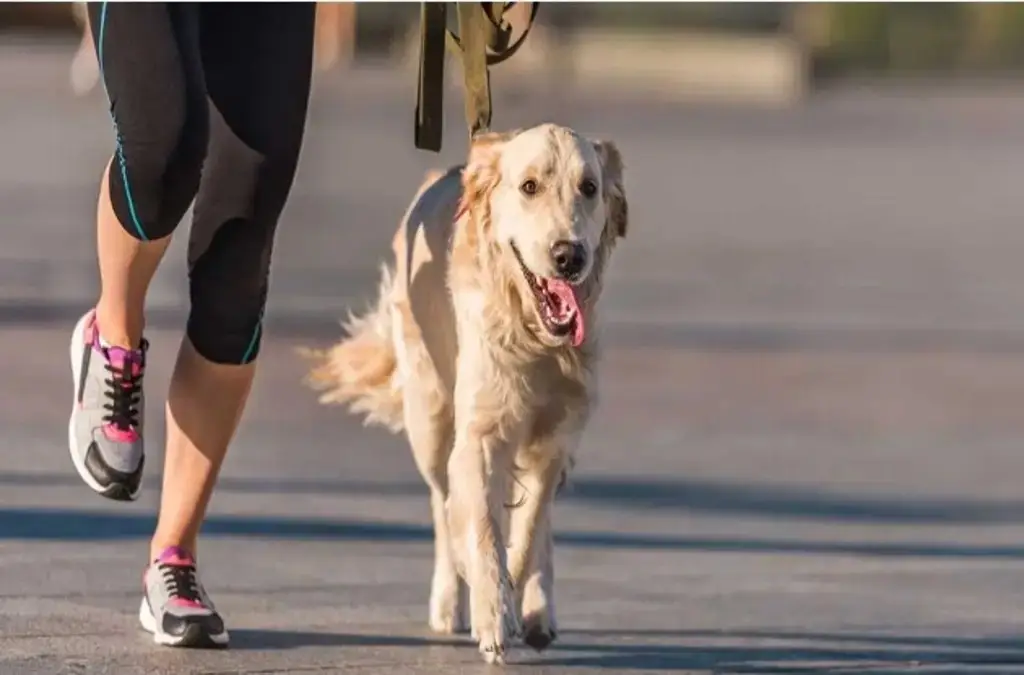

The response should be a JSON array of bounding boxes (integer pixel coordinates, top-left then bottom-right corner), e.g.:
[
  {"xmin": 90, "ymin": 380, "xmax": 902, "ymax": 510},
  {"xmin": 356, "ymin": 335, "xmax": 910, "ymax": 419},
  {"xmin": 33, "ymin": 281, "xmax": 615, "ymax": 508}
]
[{"xmin": 303, "ymin": 123, "xmax": 628, "ymax": 663}]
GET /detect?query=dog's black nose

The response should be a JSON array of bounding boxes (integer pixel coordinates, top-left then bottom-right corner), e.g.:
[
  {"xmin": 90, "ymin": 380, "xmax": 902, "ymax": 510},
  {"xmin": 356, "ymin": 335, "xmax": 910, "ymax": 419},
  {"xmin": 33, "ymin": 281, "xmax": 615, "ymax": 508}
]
[{"xmin": 551, "ymin": 240, "xmax": 587, "ymax": 280}]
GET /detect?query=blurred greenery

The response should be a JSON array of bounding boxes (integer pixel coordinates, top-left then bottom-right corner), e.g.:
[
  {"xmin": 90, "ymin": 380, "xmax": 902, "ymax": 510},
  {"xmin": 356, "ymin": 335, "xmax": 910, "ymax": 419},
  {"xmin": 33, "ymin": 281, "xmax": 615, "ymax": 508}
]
[
  {"xmin": 811, "ymin": 3, "xmax": 1024, "ymax": 76},
  {"xmin": 356, "ymin": 2, "xmax": 1024, "ymax": 75}
]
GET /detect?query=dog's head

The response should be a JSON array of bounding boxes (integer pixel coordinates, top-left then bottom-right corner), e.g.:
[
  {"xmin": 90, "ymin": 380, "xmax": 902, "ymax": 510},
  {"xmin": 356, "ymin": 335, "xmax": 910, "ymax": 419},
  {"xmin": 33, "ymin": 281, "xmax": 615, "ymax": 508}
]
[{"xmin": 460, "ymin": 124, "xmax": 628, "ymax": 348}]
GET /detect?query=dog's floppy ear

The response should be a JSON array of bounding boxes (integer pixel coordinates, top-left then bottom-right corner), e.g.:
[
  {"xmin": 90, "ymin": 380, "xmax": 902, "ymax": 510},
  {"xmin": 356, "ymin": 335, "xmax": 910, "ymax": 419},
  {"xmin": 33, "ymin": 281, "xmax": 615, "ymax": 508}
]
[
  {"xmin": 591, "ymin": 139, "xmax": 628, "ymax": 239},
  {"xmin": 461, "ymin": 130, "xmax": 518, "ymax": 210}
]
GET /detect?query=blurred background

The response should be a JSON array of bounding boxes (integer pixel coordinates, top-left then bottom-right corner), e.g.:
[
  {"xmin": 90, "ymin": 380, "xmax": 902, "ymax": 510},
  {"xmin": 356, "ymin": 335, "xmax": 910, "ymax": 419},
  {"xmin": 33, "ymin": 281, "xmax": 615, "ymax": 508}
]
[{"xmin": 5, "ymin": 3, "xmax": 1024, "ymax": 671}]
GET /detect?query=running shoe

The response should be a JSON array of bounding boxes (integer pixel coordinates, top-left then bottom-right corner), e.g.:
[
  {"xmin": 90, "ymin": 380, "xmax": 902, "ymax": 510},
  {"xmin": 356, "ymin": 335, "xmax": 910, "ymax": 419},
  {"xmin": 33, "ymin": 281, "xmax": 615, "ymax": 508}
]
[
  {"xmin": 139, "ymin": 546, "xmax": 229, "ymax": 648},
  {"xmin": 68, "ymin": 309, "xmax": 146, "ymax": 501}
]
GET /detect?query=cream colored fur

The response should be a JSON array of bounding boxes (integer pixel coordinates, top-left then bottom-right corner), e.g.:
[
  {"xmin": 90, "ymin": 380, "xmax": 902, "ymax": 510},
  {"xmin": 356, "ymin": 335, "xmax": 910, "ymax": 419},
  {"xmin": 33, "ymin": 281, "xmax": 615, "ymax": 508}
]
[{"xmin": 303, "ymin": 124, "xmax": 628, "ymax": 664}]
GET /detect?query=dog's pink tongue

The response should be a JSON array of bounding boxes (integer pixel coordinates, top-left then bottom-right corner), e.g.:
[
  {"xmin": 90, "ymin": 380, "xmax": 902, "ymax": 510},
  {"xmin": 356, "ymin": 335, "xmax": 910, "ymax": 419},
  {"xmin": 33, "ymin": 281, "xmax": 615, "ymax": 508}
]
[{"xmin": 547, "ymin": 280, "xmax": 586, "ymax": 347}]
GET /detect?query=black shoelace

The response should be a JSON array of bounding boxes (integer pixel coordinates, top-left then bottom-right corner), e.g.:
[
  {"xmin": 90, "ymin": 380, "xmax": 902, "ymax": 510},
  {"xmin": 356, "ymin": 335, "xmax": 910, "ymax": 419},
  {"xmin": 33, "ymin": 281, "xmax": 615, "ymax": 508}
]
[
  {"xmin": 159, "ymin": 562, "xmax": 204, "ymax": 605},
  {"xmin": 101, "ymin": 345, "xmax": 146, "ymax": 432}
]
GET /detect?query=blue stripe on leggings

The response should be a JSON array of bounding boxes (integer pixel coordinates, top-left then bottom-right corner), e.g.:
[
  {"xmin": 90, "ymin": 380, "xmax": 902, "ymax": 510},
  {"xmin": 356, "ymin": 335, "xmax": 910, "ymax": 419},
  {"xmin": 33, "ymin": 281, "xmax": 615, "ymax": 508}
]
[
  {"xmin": 240, "ymin": 313, "xmax": 264, "ymax": 364},
  {"xmin": 97, "ymin": 1, "xmax": 148, "ymax": 241}
]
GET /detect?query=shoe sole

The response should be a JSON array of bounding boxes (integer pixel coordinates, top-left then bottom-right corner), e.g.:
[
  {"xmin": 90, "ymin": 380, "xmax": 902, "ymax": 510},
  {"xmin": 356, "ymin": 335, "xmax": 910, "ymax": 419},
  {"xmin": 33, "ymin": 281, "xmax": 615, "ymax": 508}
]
[
  {"xmin": 138, "ymin": 598, "xmax": 230, "ymax": 649},
  {"xmin": 68, "ymin": 312, "xmax": 141, "ymax": 502}
]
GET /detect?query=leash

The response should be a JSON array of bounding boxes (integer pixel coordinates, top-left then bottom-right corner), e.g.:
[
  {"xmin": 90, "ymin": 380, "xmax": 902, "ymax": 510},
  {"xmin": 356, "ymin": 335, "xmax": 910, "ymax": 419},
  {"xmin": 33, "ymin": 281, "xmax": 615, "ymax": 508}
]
[{"xmin": 415, "ymin": 2, "xmax": 540, "ymax": 153}]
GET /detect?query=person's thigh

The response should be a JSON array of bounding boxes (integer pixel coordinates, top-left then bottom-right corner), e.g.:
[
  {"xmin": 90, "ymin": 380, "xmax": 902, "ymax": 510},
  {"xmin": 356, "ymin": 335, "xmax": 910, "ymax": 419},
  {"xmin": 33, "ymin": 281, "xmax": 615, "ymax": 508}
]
[
  {"xmin": 185, "ymin": 3, "xmax": 316, "ymax": 364},
  {"xmin": 88, "ymin": 2, "xmax": 208, "ymax": 241}
]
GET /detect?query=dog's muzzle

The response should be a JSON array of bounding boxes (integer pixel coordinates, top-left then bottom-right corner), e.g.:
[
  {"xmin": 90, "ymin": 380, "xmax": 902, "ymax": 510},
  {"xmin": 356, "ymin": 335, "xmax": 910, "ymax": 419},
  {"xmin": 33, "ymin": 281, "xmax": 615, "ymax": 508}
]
[{"xmin": 550, "ymin": 240, "xmax": 587, "ymax": 282}]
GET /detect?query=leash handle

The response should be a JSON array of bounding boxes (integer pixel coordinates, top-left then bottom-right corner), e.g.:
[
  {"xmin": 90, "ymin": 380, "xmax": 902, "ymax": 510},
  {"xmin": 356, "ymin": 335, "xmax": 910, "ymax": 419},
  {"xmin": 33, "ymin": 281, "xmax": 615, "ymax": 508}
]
[
  {"xmin": 414, "ymin": 2, "xmax": 541, "ymax": 153},
  {"xmin": 446, "ymin": 2, "xmax": 541, "ymax": 67}
]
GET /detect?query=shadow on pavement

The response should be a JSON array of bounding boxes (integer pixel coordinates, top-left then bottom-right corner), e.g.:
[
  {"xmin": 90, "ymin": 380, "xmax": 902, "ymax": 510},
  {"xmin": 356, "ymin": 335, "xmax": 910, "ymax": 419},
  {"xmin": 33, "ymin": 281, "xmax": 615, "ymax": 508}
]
[
  {"xmin": 14, "ymin": 304, "xmax": 1024, "ymax": 353},
  {"xmin": 531, "ymin": 628, "xmax": 1024, "ymax": 672},
  {"xmin": 3, "ymin": 506, "xmax": 1024, "ymax": 559},
  {"xmin": 6, "ymin": 470, "xmax": 1024, "ymax": 525},
  {"xmin": 222, "ymin": 626, "xmax": 1024, "ymax": 672},
  {"xmin": 562, "ymin": 477, "xmax": 1024, "ymax": 525},
  {"xmin": 230, "ymin": 629, "xmax": 466, "ymax": 651}
]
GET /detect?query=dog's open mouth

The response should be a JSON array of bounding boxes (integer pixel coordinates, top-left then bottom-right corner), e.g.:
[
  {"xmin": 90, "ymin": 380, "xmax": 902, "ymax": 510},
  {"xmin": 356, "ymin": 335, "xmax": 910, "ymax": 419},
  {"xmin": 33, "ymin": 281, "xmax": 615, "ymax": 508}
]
[{"xmin": 511, "ymin": 243, "xmax": 586, "ymax": 347}]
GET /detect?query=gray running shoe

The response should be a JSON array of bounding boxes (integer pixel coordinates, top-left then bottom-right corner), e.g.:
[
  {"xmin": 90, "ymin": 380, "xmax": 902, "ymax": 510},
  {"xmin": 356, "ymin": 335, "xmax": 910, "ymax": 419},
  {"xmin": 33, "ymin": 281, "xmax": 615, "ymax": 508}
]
[
  {"xmin": 68, "ymin": 309, "xmax": 146, "ymax": 501},
  {"xmin": 139, "ymin": 546, "xmax": 229, "ymax": 648}
]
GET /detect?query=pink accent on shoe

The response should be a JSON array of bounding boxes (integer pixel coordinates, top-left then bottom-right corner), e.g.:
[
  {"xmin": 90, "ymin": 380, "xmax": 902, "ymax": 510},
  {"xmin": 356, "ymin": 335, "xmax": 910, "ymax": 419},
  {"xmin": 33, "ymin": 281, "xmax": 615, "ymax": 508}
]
[
  {"xmin": 102, "ymin": 423, "xmax": 139, "ymax": 443},
  {"xmin": 104, "ymin": 346, "xmax": 144, "ymax": 379},
  {"xmin": 169, "ymin": 597, "xmax": 207, "ymax": 610},
  {"xmin": 91, "ymin": 317, "xmax": 146, "ymax": 377},
  {"xmin": 156, "ymin": 546, "xmax": 196, "ymax": 567}
]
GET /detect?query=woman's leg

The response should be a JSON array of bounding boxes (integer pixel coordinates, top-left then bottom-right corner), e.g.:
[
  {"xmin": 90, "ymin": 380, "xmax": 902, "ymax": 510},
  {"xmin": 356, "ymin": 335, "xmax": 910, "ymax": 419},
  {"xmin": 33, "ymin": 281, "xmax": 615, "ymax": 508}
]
[
  {"xmin": 143, "ymin": 2, "xmax": 316, "ymax": 648},
  {"xmin": 69, "ymin": 3, "xmax": 207, "ymax": 502}
]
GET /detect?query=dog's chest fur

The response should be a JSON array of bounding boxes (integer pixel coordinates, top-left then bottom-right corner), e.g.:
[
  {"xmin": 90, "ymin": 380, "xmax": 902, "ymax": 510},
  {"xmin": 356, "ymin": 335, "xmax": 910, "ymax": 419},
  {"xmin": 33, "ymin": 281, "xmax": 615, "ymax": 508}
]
[{"xmin": 460, "ymin": 313, "xmax": 597, "ymax": 459}]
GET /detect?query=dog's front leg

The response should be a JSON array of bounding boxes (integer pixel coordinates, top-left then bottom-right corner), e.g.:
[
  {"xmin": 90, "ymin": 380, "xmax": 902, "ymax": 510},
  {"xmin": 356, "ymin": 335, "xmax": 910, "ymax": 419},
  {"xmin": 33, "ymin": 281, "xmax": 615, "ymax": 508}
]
[
  {"xmin": 447, "ymin": 420, "xmax": 521, "ymax": 663},
  {"xmin": 507, "ymin": 453, "xmax": 564, "ymax": 651}
]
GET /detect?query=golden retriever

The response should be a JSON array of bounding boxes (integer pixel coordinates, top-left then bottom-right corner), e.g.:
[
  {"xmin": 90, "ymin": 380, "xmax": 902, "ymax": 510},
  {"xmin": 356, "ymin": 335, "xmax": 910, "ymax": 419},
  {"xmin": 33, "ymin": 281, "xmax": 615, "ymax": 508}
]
[{"xmin": 303, "ymin": 123, "xmax": 628, "ymax": 663}]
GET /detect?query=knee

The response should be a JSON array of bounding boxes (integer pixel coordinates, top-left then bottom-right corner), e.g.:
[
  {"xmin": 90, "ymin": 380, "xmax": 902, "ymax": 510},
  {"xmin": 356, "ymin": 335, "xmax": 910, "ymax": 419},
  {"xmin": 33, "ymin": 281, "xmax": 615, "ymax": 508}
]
[
  {"xmin": 186, "ymin": 284, "xmax": 268, "ymax": 366},
  {"xmin": 109, "ymin": 101, "xmax": 208, "ymax": 242},
  {"xmin": 186, "ymin": 218, "xmax": 272, "ymax": 365}
]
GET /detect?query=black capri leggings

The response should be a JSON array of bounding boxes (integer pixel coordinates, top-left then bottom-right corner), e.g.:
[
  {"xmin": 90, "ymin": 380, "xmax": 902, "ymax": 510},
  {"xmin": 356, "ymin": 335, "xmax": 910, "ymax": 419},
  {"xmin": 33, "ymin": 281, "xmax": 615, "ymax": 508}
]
[{"xmin": 89, "ymin": 2, "xmax": 315, "ymax": 364}]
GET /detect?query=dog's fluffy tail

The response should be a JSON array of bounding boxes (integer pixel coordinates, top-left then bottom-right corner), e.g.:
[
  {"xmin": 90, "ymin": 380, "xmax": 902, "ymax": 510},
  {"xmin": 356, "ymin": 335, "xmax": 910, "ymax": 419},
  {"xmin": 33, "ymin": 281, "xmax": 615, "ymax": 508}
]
[{"xmin": 299, "ymin": 265, "xmax": 405, "ymax": 433}]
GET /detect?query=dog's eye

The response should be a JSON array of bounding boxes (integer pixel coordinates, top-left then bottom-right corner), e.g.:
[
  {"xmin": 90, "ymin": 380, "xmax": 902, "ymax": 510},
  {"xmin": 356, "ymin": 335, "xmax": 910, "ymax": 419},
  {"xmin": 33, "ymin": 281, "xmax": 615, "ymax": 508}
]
[
  {"xmin": 520, "ymin": 179, "xmax": 539, "ymax": 197},
  {"xmin": 580, "ymin": 179, "xmax": 598, "ymax": 198}
]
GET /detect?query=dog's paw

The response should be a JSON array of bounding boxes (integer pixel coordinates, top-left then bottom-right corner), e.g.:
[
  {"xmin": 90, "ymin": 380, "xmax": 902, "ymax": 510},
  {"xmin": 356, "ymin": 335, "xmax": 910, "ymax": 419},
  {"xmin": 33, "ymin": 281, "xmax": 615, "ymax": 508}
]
[
  {"xmin": 480, "ymin": 637, "xmax": 507, "ymax": 664},
  {"xmin": 477, "ymin": 614, "xmax": 520, "ymax": 664},
  {"xmin": 520, "ymin": 575, "xmax": 557, "ymax": 652},
  {"xmin": 472, "ymin": 576, "xmax": 521, "ymax": 664},
  {"xmin": 521, "ymin": 610, "xmax": 558, "ymax": 652}
]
